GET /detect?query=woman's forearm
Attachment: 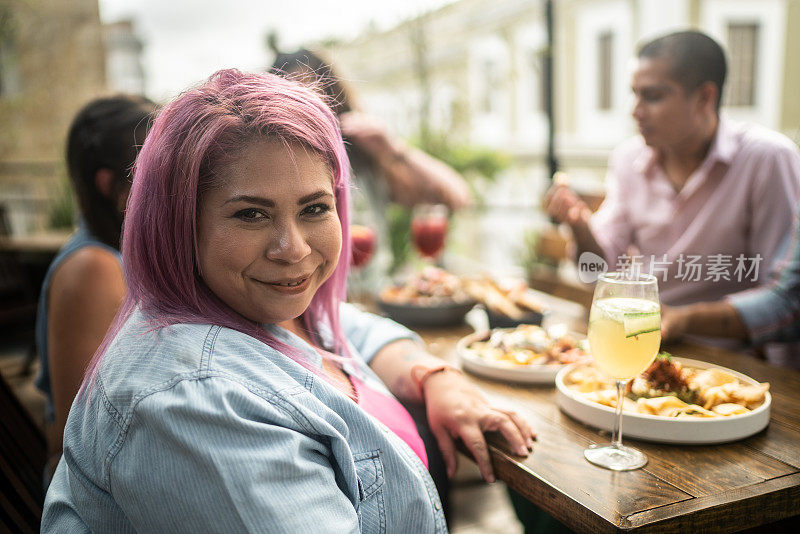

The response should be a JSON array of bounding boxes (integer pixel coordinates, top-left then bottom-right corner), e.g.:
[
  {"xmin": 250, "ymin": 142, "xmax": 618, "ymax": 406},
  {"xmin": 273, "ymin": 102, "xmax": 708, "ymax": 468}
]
[{"xmin": 368, "ymin": 339, "xmax": 457, "ymax": 402}]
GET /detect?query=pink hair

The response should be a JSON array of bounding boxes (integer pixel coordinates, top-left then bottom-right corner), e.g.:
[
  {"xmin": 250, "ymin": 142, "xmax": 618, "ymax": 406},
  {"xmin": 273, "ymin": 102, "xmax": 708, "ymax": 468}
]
[{"xmin": 86, "ymin": 69, "xmax": 352, "ymax": 384}]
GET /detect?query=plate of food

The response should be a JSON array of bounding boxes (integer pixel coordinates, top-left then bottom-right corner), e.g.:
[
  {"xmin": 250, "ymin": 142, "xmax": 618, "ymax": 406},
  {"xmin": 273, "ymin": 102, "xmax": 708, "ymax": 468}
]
[
  {"xmin": 378, "ymin": 266, "xmax": 475, "ymax": 327},
  {"xmin": 555, "ymin": 353, "xmax": 771, "ymax": 444},
  {"xmin": 457, "ymin": 324, "xmax": 591, "ymax": 384},
  {"xmin": 461, "ymin": 275, "xmax": 546, "ymax": 328}
]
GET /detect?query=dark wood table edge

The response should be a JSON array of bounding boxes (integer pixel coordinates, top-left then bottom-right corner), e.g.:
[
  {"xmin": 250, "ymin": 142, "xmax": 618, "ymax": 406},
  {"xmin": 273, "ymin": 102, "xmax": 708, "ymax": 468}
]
[
  {"xmin": 621, "ymin": 472, "xmax": 800, "ymax": 533},
  {"xmin": 485, "ymin": 443, "xmax": 622, "ymax": 533}
]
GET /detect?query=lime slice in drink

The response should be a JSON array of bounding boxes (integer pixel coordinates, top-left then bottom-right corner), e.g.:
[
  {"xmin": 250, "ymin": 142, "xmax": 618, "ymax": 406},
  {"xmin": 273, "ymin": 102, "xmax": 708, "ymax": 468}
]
[
  {"xmin": 593, "ymin": 298, "xmax": 660, "ymax": 338},
  {"xmin": 622, "ymin": 311, "xmax": 661, "ymax": 338}
]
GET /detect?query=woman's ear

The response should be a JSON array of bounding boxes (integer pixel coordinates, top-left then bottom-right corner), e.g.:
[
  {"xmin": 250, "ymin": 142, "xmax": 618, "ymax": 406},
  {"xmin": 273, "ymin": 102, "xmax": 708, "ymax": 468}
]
[{"xmin": 94, "ymin": 168, "xmax": 115, "ymax": 198}]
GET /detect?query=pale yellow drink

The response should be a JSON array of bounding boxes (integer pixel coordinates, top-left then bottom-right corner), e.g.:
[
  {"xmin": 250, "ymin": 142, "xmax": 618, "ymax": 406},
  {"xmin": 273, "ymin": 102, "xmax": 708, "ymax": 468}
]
[{"xmin": 588, "ymin": 297, "xmax": 661, "ymax": 379}]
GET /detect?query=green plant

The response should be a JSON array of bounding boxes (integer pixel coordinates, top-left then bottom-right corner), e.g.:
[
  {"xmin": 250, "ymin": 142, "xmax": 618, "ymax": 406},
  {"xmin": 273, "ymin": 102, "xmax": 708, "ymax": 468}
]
[
  {"xmin": 517, "ymin": 228, "xmax": 558, "ymax": 274},
  {"xmin": 386, "ymin": 203, "xmax": 413, "ymax": 274},
  {"xmin": 47, "ymin": 177, "xmax": 75, "ymax": 229},
  {"xmin": 410, "ymin": 132, "xmax": 511, "ymax": 184}
]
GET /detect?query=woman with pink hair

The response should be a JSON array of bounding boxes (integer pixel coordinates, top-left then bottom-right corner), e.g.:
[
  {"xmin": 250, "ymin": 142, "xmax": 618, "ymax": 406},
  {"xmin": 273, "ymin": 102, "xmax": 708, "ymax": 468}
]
[{"xmin": 41, "ymin": 70, "xmax": 533, "ymax": 533}]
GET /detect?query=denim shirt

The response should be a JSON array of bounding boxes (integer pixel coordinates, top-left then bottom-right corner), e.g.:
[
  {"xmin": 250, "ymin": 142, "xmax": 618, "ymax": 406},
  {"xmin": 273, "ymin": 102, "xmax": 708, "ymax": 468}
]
[{"xmin": 41, "ymin": 304, "xmax": 447, "ymax": 533}]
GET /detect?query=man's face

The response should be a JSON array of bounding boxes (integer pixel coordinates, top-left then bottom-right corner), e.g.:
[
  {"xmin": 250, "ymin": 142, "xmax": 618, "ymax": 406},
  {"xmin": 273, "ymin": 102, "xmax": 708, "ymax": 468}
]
[{"xmin": 630, "ymin": 57, "xmax": 708, "ymax": 150}]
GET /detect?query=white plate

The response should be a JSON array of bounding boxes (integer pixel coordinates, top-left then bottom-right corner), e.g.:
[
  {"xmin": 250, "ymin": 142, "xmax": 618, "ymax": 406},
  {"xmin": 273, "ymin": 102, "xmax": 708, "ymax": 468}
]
[
  {"xmin": 456, "ymin": 329, "xmax": 570, "ymax": 384},
  {"xmin": 555, "ymin": 357, "xmax": 771, "ymax": 444}
]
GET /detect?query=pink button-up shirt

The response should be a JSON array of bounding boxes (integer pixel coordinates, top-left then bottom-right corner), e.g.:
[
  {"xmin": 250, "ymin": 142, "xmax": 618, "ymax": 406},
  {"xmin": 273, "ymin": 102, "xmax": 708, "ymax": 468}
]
[{"xmin": 590, "ymin": 118, "xmax": 800, "ymax": 306}]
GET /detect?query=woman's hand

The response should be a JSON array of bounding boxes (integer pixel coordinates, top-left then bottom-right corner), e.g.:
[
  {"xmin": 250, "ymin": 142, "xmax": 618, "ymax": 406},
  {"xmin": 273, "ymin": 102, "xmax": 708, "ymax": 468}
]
[
  {"xmin": 421, "ymin": 370, "xmax": 535, "ymax": 483},
  {"xmin": 339, "ymin": 112, "xmax": 394, "ymax": 157}
]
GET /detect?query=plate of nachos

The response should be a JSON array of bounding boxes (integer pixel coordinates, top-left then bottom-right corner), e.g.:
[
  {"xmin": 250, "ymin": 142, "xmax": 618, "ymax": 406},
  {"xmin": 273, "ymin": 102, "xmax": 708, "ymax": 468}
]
[{"xmin": 555, "ymin": 353, "xmax": 771, "ymax": 444}]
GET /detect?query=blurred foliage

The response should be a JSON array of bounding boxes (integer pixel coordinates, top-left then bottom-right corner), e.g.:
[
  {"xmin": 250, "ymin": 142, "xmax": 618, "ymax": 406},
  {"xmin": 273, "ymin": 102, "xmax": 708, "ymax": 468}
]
[
  {"xmin": 386, "ymin": 203, "xmax": 413, "ymax": 274},
  {"xmin": 517, "ymin": 228, "xmax": 558, "ymax": 275},
  {"xmin": 411, "ymin": 132, "xmax": 512, "ymax": 184},
  {"xmin": 47, "ymin": 176, "xmax": 75, "ymax": 229}
]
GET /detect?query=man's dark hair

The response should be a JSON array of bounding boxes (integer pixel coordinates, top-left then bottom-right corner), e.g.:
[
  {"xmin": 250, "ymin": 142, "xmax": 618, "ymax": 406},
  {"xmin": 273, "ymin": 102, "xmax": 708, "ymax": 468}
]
[
  {"xmin": 638, "ymin": 30, "xmax": 727, "ymax": 112},
  {"xmin": 67, "ymin": 95, "xmax": 156, "ymax": 248}
]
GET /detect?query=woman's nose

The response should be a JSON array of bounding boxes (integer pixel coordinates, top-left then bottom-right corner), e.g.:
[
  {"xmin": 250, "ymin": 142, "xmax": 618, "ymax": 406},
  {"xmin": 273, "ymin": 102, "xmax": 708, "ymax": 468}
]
[{"xmin": 266, "ymin": 221, "xmax": 312, "ymax": 263}]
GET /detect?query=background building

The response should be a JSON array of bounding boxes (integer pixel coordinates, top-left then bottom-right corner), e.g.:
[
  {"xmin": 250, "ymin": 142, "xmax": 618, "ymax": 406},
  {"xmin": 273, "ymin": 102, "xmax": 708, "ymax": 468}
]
[
  {"xmin": 319, "ymin": 0, "xmax": 800, "ymax": 276},
  {"xmin": 0, "ymin": 0, "xmax": 145, "ymax": 236},
  {"xmin": 0, "ymin": 0, "xmax": 107, "ymax": 235},
  {"xmin": 104, "ymin": 19, "xmax": 146, "ymax": 96}
]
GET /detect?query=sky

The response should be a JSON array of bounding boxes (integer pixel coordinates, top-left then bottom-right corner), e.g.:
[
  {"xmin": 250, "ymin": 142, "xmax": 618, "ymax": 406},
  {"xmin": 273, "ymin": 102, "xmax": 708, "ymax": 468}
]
[{"xmin": 99, "ymin": 0, "xmax": 454, "ymax": 101}]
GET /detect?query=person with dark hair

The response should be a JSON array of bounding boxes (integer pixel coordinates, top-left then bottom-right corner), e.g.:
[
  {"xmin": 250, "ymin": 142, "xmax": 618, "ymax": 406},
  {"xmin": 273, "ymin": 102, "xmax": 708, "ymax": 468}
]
[
  {"xmin": 34, "ymin": 95, "xmax": 156, "ymax": 480},
  {"xmin": 41, "ymin": 70, "xmax": 533, "ymax": 532},
  {"xmin": 545, "ymin": 29, "xmax": 800, "ymax": 360},
  {"xmin": 271, "ymin": 48, "xmax": 472, "ymax": 211}
]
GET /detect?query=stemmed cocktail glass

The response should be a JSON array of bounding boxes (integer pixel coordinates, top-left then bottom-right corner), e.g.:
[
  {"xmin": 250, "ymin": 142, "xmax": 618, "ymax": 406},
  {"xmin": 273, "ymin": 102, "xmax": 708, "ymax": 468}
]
[
  {"xmin": 585, "ymin": 272, "xmax": 661, "ymax": 471},
  {"xmin": 348, "ymin": 224, "xmax": 377, "ymax": 304},
  {"xmin": 411, "ymin": 203, "xmax": 448, "ymax": 263}
]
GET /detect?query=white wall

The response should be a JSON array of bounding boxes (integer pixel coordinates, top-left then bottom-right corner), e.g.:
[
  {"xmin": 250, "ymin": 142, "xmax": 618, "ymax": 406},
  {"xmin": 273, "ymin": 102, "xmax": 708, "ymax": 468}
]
[
  {"xmin": 514, "ymin": 23, "xmax": 548, "ymax": 151},
  {"xmin": 637, "ymin": 0, "xmax": 690, "ymax": 42}
]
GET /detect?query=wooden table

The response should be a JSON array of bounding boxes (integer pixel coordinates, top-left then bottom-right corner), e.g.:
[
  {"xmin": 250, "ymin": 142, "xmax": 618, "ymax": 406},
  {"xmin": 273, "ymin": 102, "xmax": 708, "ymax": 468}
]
[{"xmin": 418, "ymin": 326, "xmax": 800, "ymax": 533}]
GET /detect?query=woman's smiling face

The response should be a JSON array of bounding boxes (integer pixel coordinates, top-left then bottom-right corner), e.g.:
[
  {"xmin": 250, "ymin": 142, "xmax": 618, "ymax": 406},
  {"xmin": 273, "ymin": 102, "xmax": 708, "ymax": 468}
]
[{"xmin": 197, "ymin": 138, "xmax": 342, "ymax": 325}]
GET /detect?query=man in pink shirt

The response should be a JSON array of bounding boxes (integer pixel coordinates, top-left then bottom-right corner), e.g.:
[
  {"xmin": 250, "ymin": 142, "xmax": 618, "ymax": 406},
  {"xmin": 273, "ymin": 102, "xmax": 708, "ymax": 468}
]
[{"xmin": 547, "ymin": 30, "xmax": 800, "ymax": 307}]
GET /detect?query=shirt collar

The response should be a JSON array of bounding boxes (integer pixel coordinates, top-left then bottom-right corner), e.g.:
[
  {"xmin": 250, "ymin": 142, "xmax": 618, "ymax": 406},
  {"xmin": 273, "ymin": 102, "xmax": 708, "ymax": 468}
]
[
  {"xmin": 633, "ymin": 144, "xmax": 658, "ymax": 174},
  {"xmin": 708, "ymin": 116, "xmax": 737, "ymax": 165},
  {"xmin": 634, "ymin": 116, "xmax": 735, "ymax": 176},
  {"xmin": 263, "ymin": 323, "xmax": 324, "ymax": 368}
]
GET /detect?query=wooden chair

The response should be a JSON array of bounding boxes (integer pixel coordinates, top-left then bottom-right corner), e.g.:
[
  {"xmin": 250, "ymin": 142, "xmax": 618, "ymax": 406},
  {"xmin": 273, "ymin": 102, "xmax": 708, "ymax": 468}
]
[{"xmin": 0, "ymin": 372, "xmax": 46, "ymax": 533}]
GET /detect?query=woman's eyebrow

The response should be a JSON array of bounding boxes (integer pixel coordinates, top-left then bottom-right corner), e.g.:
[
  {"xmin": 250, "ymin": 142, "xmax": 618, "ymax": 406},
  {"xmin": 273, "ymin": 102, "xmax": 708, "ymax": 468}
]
[
  {"xmin": 298, "ymin": 190, "xmax": 334, "ymax": 205},
  {"xmin": 224, "ymin": 195, "xmax": 274, "ymax": 207},
  {"xmin": 223, "ymin": 190, "xmax": 333, "ymax": 207}
]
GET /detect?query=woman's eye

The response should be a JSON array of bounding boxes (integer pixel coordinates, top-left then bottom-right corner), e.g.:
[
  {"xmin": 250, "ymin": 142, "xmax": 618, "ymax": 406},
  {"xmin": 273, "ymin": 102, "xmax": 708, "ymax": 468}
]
[
  {"xmin": 303, "ymin": 203, "xmax": 331, "ymax": 216},
  {"xmin": 234, "ymin": 208, "xmax": 266, "ymax": 221}
]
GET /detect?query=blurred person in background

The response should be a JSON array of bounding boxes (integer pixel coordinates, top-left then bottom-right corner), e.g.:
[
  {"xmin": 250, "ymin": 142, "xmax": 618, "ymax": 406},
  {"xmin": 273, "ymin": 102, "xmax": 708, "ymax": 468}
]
[
  {"xmin": 41, "ymin": 70, "xmax": 533, "ymax": 532},
  {"xmin": 544, "ymin": 30, "xmax": 800, "ymax": 363},
  {"xmin": 270, "ymin": 47, "xmax": 472, "ymax": 213},
  {"xmin": 34, "ymin": 95, "xmax": 156, "ymax": 482}
]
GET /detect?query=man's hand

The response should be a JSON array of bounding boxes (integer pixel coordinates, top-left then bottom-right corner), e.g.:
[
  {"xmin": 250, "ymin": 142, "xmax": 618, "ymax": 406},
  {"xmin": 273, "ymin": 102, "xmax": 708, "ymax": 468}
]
[
  {"xmin": 543, "ymin": 182, "xmax": 592, "ymax": 228},
  {"xmin": 660, "ymin": 304, "xmax": 690, "ymax": 342}
]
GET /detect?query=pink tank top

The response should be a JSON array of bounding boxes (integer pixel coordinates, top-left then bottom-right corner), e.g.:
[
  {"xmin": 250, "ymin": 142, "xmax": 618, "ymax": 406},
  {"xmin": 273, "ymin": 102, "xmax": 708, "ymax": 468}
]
[{"xmin": 350, "ymin": 375, "xmax": 428, "ymax": 468}]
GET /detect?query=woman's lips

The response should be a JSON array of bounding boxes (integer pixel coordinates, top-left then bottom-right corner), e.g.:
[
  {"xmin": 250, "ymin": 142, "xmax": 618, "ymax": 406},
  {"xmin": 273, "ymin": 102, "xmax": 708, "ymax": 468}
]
[{"xmin": 256, "ymin": 276, "xmax": 312, "ymax": 294}]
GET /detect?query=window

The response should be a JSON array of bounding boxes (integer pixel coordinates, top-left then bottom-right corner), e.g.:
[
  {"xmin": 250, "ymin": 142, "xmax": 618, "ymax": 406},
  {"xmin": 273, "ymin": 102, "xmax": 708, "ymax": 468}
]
[
  {"xmin": 726, "ymin": 23, "xmax": 759, "ymax": 107},
  {"xmin": 597, "ymin": 31, "xmax": 614, "ymax": 110},
  {"xmin": 530, "ymin": 49, "xmax": 548, "ymax": 113},
  {"xmin": 481, "ymin": 59, "xmax": 498, "ymax": 114}
]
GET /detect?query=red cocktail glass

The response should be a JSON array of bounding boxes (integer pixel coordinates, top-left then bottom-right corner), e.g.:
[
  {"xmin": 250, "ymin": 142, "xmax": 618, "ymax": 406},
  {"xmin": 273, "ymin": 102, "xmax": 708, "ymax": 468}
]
[
  {"xmin": 350, "ymin": 224, "xmax": 377, "ymax": 269},
  {"xmin": 411, "ymin": 204, "xmax": 448, "ymax": 261}
]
